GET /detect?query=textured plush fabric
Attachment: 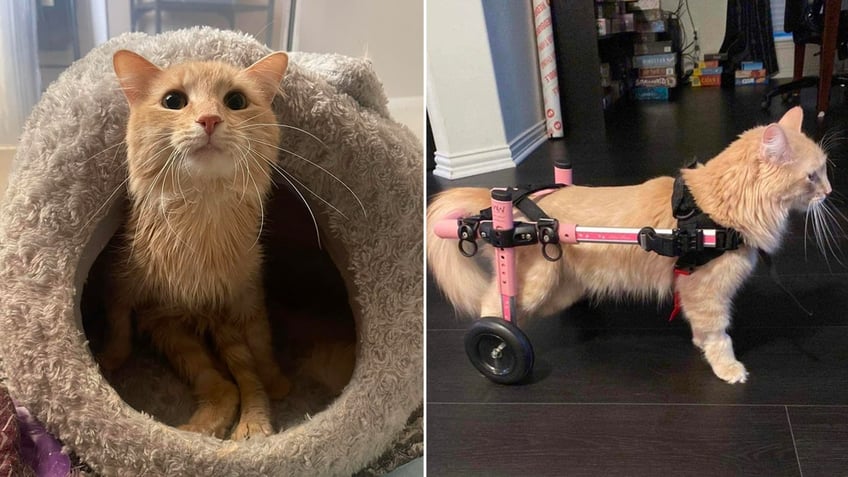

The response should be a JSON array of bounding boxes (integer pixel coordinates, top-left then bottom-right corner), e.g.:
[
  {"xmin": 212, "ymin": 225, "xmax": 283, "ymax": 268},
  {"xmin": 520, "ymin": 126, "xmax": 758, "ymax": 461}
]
[{"xmin": 0, "ymin": 28, "xmax": 422, "ymax": 476}]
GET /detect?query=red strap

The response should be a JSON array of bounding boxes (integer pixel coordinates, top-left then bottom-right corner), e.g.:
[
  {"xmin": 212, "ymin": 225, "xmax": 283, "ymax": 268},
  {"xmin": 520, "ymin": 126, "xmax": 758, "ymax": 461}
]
[{"xmin": 669, "ymin": 268, "xmax": 690, "ymax": 322}]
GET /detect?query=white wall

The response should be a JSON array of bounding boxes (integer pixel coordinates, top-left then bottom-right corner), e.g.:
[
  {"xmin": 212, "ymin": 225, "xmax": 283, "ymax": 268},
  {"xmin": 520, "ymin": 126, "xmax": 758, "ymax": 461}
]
[
  {"xmin": 685, "ymin": 1, "xmax": 725, "ymax": 58},
  {"xmin": 427, "ymin": 0, "xmax": 546, "ymax": 179},
  {"xmin": 482, "ymin": 2, "xmax": 545, "ymax": 142},
  {"xmin": 293, "ymin": 0, "xmax": 422, "ymax": 100},
  {"xmin": 292, "ymin": 0, "xmax": 423, "ymax": 141}
]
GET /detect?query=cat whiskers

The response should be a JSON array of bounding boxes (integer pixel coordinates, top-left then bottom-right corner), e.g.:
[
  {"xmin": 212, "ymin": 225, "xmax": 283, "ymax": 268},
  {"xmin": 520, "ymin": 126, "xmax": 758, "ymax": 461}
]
[
  {"xmin": 237, "ymin": 122, "xmax": 329, "ymax": 150},
  {"xmin": 137, "ymin": 146, "xmax": 197, "ymax": 256},
  {"xmin": 232, "ymin": 143, "xmax": 269, "ymax": 250},
  {"xmin": 247, "ymin": 137, "xmax": 367, "ymax": 218},
  {"xmin": 806, "ymin": 198, "xmax": 847, "ymax": 270},
  {"xmin": 81, "ymin": 142, "xmax": 130, "ymax": 230},
  {"xmin": 235, "ymin": 144, "xmax": 323, "ymax": 249}
]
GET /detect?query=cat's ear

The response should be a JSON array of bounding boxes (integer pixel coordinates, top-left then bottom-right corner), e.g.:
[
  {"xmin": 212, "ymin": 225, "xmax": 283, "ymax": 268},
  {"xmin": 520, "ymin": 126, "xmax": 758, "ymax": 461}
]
[
  {"xmin": 244, "ymin": 52, "xmax": 288, "ymax": 104},
  {"xmin": 761, "ymin": 124, "xmax": 791, "ymax": 164},
  {"xmin": 778, "ymin": 106, "xmax": 803, "ymax": 132},
  {"xmin": 113, "ymin": 50, "xmax": 162, "ymax": 106}
]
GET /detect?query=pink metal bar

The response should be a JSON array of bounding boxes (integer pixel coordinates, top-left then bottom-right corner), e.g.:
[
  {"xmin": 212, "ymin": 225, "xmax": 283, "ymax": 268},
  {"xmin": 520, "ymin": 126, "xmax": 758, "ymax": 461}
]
[
  {"xmin": 554, "ymin": 166, "xmax": 572, "ymax": 186},
  {"xmin": 432, "ymin": 208, "xmax": 466, "ymax": 239},
  {"xmin": 491, "ymin": 190, "xmax": 518, "ymax": 323},
  {"xmin": 554, "ymin": 160, "xmax": 573, "ymax": 186},
  {"xmin": 559, "ymin": 222, "xmax": 578, "ymax": 244},
  {"xmin": 437, "ymin": 218, "xmax": 721, "ymax": 248}
]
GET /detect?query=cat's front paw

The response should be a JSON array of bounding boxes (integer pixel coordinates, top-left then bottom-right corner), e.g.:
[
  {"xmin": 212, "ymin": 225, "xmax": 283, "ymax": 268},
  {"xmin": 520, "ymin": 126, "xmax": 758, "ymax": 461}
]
[
  {"xmin": 713, "ymin": 360, "xmax": 748, "ymax": 384},
  {"xmin": 231, "ymin": 414, "xmax": 274, "ymax": 441}
]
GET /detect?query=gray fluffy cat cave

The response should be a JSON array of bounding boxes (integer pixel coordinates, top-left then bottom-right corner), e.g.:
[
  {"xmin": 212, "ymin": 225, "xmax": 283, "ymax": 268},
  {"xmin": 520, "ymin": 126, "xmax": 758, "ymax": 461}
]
[{"xmin": 0, "ymin": 28, "xmax": 422, "ymax": 476}]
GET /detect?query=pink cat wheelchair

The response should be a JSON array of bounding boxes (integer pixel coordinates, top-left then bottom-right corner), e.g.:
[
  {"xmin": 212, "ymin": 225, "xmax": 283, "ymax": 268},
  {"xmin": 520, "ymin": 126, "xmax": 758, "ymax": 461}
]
[{"xmin": 431, "ymin": 159, "xmax": 742, "ymax": 384}]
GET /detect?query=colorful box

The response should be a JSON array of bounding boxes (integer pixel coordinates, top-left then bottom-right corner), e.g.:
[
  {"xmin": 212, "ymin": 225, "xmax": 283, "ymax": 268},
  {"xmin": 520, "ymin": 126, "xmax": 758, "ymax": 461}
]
[
  {"xmin": 633, "ymin": 52, "xmax": 676, "ymax": 68},
  {"xmin": 740, "ymin": 61, "xmax": 764, "ymax": 70},
  {"xmin": 639, "ymin": 66, "xmax": 676, "ymax": 77},
  {"xmin": 735, "ymin": 77, "xmax": 768, "ymax": 86},
  {"xmin": 635, "ymin": 76, "xmax": 678, "ymax": 88},
  {"xmin": 734, "ymin": 68, "xmax": 767, "ymax": 78},
  {"xmin": 693, "ymin": 66, "xmax": 723, "ymax": 76},
  {"xmin": 633, "ymin": 86, "xmax": 670, "ymax": 100},
  {"xmin": 691, "ymin": 74, "xmax": 721, "ymax": 87}
]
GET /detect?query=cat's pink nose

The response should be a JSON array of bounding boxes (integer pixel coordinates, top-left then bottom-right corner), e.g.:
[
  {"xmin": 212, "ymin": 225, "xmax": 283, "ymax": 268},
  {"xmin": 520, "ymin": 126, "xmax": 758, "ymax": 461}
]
[{"xmin": 196, "ymin": 115, "xmax": 222, "ymax": 135}]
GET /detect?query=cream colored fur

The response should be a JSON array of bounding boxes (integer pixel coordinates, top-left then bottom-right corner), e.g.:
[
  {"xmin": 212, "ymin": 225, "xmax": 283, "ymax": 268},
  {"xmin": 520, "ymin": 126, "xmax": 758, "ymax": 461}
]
[
  {"xmin": 99, "ymin": 51, "xmax": 292, "ymax": 440},
  {"xmin": 427, "ymin": 107, "xmax": 831, "ymax": 384}
]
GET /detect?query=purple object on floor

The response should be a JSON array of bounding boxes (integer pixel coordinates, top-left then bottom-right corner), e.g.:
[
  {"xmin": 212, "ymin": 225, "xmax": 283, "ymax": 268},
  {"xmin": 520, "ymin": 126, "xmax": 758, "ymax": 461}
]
[{"xmin": 14, "ymin": 403, "xmax": 70, "ymax": 477}]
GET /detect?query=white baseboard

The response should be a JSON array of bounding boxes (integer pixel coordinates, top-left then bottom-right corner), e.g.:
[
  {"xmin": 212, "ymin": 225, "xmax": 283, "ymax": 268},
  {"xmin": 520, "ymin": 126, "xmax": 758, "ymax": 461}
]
[
  {"xmin": 510, "ymin": 120, "xmax": 547, "ymax": 166},
  {"xmin": 432, "ymin": 120, "xmax": 546, "ymax": 180},
  {"xmin": 432, "ymin": 145, "xmax": 516, "ymax": 180}
]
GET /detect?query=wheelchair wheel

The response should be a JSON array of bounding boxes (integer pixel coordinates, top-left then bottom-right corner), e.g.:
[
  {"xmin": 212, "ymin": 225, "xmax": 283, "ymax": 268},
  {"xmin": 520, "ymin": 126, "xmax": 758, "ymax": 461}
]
[{"xmin": 464, "ymin": 317, "xmax": 534, "ymax": 384}]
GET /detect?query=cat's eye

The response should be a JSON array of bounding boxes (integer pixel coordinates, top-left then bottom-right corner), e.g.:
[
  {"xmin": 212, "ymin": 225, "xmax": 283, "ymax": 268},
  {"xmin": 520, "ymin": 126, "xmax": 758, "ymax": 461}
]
[
  {"xmin": 225, "ymin": 91, "xmax": 248, "ymax": 110},
  {"xmin": 162, "ymin": 92, "xmax": 187, "ymax": 110},
  {"xmin": 808, "ymin": 172, "xmax": 818, "ymax": 182}
]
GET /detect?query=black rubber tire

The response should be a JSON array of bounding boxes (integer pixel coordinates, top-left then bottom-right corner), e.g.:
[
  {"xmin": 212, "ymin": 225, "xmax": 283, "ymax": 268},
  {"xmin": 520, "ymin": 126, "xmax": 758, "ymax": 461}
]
[{"xmin": 464, "ymin": 317, "xmax": 534, "ymax": 384}]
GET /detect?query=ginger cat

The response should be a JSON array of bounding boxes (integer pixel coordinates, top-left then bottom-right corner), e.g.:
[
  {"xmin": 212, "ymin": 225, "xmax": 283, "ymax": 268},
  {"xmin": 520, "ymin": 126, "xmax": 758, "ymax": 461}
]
[
  {"xmin": 98, "ymin": 50, "xmax": 291, "ymax": 440},
  {"xmin": 427, "ymin": 107, "xmax": 832, "ymax": 384}
]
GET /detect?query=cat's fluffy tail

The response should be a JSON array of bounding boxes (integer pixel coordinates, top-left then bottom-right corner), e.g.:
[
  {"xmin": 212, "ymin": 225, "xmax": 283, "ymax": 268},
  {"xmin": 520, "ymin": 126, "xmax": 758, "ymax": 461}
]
[{"xmin": 426, "ymin": 188, "xmax": 493, "ymax": 317}]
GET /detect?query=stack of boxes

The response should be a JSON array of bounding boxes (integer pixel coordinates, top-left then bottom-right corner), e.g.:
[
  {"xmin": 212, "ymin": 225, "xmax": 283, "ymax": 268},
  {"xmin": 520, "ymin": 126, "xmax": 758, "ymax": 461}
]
[
  {"xmin": 734, "ymin": 61, "xmax": 768, "ymax": 86},
  {"xmin": 630, "ymin": 3, "xmax": 675, "ymax": 101},
  {"xmin": 691, "ymin": 54, "xmax": 723, "ymax": 87},
  {"xmin": 595, "ymin": 0, "xmax": 681, "ymax": 105}
]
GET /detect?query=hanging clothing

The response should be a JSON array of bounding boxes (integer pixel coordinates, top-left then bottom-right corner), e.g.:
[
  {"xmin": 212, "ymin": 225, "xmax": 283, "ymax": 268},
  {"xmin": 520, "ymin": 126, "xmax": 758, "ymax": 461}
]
[{"xmin": 719, "ymin": 0, "xmax": 780, "ymax": 77}]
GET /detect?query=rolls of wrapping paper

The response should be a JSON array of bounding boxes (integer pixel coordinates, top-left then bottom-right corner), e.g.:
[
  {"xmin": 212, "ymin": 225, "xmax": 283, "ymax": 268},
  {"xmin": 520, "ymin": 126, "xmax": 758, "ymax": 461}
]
[{"xmin": 532, "ymin": 0, "xmax": 563, "ymax": 138}]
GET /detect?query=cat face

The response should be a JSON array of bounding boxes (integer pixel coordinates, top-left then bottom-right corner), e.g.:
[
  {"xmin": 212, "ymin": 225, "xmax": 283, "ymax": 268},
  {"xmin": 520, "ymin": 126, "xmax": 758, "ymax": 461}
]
[
  {"xmin": 113, "ymin": 50, "xmax": 288, "ymax": 195},
  {"xmin": 758, "ymin": 107, "xmax": 832, "ymax": 212}
]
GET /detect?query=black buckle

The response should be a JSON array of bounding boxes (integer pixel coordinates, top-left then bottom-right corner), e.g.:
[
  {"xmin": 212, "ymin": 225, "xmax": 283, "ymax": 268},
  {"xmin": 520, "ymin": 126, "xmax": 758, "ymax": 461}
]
[
  {"xmin": 715, "ymin": 228, "xmax": 743, "ymax": 250},
  {"xmin": 638, "ymin": 227, "xmax": 676, "ymax": 257},
  {"xmin": 478, "ymin": 222, "xmax": 537, "ymax": 248},
  {"xmin": 675, "ymin": 228, "xmax": 704, "ymax": 254},
  {"xmin": 638, "ymin": 227, "xmax": 704, "ymax": 257}
]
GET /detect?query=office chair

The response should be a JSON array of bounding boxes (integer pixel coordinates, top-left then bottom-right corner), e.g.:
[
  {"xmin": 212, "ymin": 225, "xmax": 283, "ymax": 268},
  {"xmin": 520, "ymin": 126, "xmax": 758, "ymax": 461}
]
[{"xmin": 761, "ymin": 0, "xmax": 848, "ymax": 110}]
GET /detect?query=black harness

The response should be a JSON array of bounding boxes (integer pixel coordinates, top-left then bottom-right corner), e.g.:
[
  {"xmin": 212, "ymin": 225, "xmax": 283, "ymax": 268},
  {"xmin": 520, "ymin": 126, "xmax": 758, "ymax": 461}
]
[{"xmin": 654, "ymin": 174, "xmax": 743, "ymax": 272}]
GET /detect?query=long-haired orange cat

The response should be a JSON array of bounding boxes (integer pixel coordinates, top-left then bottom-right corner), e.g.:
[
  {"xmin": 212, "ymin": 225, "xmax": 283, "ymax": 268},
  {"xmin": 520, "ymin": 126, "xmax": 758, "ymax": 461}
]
[
  {"xmin": 428, "ymin": 107, "xmax": 832, "ymax": 384},
  {"xmin": 98, "ymin": 50, "xmax": 291, "ymax": 440}
]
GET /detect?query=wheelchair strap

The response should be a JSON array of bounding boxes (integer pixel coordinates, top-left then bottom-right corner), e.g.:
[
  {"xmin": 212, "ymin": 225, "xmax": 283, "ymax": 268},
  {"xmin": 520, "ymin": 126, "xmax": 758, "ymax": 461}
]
[{"xmin": 478, "ymin": 184, "xmax": 566, "ymax": 222}]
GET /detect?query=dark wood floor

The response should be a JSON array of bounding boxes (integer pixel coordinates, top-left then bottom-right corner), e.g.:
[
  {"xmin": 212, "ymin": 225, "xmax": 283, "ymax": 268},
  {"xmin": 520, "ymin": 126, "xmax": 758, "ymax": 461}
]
[{"xmin": 426, "ymin": 83, "xmax": 848, "ymax": 476}]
